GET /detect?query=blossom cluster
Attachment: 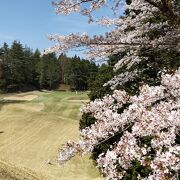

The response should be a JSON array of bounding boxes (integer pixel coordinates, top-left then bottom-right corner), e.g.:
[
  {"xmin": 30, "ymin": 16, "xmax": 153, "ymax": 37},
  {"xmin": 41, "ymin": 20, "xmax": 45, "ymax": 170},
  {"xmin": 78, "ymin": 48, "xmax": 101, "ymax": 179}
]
[
  {"xmin": 104, "ymin": 70, "xmax": 139, "ymax": 90},
  {"xmin": 58, "ymin": 68, "xmax": 180, "ymax": 179}
]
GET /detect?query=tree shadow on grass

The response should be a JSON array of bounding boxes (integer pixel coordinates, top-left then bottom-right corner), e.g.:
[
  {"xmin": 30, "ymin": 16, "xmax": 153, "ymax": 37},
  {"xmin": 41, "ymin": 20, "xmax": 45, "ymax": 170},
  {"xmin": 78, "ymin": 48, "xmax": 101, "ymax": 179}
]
[{"xmin": 0, "ymin": 99, "xmax": 26, "ymax": 110}]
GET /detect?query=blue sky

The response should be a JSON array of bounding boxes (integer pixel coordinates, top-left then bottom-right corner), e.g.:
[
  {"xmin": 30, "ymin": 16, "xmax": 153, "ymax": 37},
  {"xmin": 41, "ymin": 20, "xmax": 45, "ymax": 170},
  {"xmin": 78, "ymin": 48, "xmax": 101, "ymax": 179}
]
[{"xmin": 0, "ymin": 0, "xmax": 111, "ymax": 57}]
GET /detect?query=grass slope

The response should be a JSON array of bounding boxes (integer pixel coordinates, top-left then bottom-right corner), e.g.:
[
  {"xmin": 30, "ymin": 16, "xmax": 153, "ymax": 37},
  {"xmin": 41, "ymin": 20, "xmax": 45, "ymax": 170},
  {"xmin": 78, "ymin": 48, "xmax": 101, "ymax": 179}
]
[{"xmin": 0, "ymin": 91, "xmax": 102, "ymax": 180}]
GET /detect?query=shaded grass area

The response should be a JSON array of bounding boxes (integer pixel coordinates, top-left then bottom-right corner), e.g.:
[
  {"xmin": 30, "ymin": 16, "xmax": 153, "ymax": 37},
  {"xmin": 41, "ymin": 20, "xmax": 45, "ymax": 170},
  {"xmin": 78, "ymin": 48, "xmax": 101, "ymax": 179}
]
[
  {"xmin": 0, "ymin": 91, "xmax": 102, "ymax": 180},
  {"xmin": 0, "ymin": 100, "xmax": 26, "ymax": 110},
  {"xmin": 0, "ymin": 160, "xmax": 41, "ymax": 180}
]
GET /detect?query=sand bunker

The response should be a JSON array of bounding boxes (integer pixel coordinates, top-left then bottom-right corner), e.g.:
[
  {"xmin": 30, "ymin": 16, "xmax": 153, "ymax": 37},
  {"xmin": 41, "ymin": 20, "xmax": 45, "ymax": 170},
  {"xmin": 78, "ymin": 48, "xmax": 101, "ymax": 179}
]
[
  {"xmin": 68, "ymin": 100, "xmax": 89, "ymax": 103},
  {"xmin": 3, "ymin": 95, "xmax": 38, "ymax": 101},
  {"xmin": 66, "ymin": 96, "xmax": 89, "ymax": 103}
]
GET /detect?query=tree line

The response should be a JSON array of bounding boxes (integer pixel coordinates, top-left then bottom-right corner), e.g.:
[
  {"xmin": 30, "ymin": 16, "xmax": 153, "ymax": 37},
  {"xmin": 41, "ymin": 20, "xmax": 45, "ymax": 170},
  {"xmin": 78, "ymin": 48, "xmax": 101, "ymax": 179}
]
[{"xmin": 0, "ymin": 41, "xmax": 98, "ymax": 92}]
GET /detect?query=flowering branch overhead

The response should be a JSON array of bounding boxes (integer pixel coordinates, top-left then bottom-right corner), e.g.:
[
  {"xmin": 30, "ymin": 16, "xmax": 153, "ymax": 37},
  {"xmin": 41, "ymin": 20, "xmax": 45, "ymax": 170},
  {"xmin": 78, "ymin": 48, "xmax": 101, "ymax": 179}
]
[{"xmin": 46, "ymin": 0, "xmax": 179, "ymax": 62}]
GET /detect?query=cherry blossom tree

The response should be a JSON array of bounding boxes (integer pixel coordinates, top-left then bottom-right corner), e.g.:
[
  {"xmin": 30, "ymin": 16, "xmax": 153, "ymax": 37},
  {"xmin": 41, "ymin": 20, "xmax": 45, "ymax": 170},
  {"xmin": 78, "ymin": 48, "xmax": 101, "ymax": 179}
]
[{"xmin": 45, "ymin": 0, "xmax": 180, "ymax": 179}]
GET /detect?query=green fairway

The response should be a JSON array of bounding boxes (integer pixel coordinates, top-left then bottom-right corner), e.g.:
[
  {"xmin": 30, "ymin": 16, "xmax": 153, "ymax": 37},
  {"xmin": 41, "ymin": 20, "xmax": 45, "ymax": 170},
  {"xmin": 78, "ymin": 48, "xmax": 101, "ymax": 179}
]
[{"xmin": 0, "ymin": 91, "xmax": 102, "ymax": 180}]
